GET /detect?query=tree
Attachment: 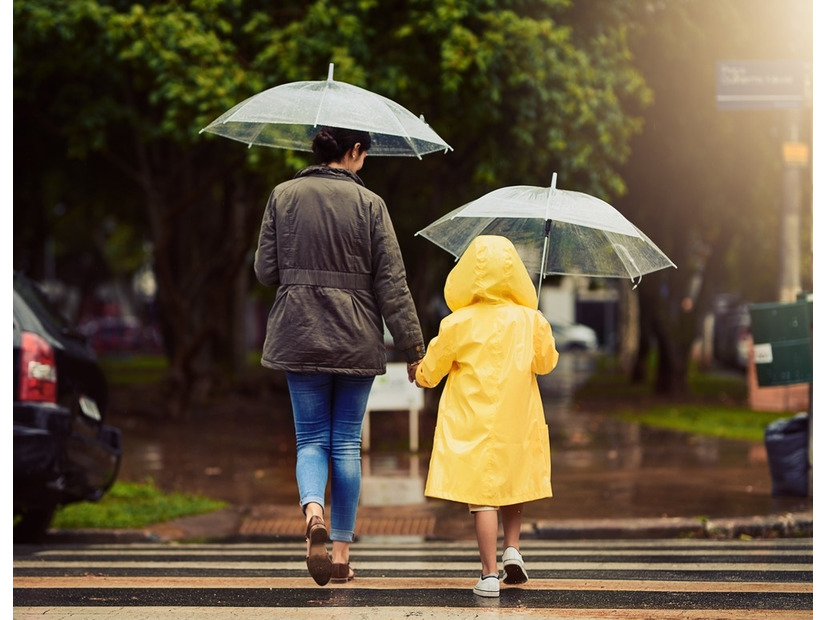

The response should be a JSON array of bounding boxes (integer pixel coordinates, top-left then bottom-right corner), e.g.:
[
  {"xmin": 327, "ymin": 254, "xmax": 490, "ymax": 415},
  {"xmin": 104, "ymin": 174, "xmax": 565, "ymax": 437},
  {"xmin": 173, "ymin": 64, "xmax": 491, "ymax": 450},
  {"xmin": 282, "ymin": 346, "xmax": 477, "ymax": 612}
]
[
  {"xmin": 617, "ymin": 0, "xmax": 813, "ymax": 393},
  {"xmin": 14, "ymin": 0, "xmax": 652, "ymax": 416}
]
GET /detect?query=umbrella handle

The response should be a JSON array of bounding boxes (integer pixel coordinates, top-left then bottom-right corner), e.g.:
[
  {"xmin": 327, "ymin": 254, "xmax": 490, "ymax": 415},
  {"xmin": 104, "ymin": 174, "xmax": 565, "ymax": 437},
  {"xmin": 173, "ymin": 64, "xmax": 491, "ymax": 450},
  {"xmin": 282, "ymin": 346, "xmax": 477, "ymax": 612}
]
[
  {"xmin": 537, "ymin": 219, "xmax": 552, "ymax": 298},
  {"xmin": 537, "ymin": 173, "xmax": 556, "ymax": 297}
]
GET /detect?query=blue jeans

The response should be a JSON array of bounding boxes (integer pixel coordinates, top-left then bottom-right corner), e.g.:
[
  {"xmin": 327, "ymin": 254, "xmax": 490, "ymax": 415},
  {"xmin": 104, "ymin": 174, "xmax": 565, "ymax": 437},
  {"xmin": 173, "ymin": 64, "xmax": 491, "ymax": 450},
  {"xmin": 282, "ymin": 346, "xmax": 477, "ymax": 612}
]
[{"xmin": 286, "ymin": 372, "xmax": 375, "ymax": 543}]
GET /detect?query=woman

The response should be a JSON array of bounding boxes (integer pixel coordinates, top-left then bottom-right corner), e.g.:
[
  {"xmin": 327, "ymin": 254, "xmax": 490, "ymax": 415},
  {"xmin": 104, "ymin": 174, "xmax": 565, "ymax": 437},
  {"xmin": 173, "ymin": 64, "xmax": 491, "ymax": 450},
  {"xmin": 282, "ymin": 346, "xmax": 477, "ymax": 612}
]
[{"xmin": 254, "ymin": 127, "xmax": 425, "ymax": 586}]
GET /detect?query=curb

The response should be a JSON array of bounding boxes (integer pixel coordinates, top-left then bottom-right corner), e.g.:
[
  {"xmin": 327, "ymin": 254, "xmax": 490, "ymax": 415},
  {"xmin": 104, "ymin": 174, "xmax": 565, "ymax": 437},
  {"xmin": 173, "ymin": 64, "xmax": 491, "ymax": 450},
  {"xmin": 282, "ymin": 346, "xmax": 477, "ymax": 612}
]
[
  {"xmin": 530, "ymin": 511, "xmax": 813, "ymax": 540},
  {"xmin": 41, "ymin": 509, "xmax": 813, "ymax": 545}
]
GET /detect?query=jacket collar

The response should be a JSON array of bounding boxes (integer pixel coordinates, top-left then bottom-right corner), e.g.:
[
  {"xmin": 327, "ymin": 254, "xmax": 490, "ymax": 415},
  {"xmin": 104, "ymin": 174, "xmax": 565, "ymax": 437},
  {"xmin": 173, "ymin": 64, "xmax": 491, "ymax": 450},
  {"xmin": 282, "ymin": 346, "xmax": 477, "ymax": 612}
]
[{"xmin": 294, "ymin": 165, "xmax": 365, "ymax": 187}]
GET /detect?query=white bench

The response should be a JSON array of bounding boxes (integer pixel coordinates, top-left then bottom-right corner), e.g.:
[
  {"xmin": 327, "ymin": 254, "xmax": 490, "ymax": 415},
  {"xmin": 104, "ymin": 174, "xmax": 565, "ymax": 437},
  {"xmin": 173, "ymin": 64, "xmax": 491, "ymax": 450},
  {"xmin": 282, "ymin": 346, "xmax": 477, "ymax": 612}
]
[{"xmin": 362, "ymin": 362, "xmax": 424, "ymax": 452}]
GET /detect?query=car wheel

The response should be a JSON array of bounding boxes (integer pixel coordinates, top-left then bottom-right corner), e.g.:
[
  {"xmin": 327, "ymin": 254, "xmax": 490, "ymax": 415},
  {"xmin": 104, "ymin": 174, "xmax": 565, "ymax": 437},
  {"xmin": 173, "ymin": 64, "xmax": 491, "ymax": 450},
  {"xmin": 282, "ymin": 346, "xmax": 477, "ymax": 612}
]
[{"xmin": 14, "ymin": 505, "xmax": 57, "ymax": 544}]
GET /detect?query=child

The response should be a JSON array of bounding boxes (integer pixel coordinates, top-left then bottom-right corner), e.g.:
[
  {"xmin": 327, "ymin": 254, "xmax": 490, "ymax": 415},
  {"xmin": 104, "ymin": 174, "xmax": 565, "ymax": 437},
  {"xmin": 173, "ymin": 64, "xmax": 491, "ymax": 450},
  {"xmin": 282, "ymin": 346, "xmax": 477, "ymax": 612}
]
[{"xmin": 415, "ymin": 235, "xmax": 559, "ymax": 598}]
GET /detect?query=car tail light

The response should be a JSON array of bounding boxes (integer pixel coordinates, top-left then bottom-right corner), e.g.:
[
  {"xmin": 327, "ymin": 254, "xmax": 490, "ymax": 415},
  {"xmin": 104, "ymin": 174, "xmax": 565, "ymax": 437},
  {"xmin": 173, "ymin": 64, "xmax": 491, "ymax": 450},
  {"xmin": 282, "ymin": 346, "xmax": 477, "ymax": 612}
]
[{"xmin": 19, "ymin": 331, "xmax": 57, "ymax": 403}]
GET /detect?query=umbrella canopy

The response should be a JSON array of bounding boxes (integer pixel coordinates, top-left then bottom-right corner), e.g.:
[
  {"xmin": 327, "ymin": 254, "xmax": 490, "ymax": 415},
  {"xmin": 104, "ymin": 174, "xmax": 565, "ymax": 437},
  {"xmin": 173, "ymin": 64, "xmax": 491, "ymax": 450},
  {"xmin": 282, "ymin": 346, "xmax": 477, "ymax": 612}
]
[
  {"xmin": 200, "ymin": 64, "xmax": 452, "ymax": 159},
  {"xmin": 417, "ymin": 173, "xmax": 676, "ymax": 289}
]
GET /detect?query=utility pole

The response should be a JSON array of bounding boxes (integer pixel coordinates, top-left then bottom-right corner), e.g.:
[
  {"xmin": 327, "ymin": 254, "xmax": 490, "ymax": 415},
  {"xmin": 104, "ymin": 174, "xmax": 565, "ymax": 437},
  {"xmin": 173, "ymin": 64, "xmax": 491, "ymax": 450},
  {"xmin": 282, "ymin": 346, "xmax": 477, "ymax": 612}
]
[{"xmin": 779, "ymin": 108, "xmax": 807, "ymax": 302}]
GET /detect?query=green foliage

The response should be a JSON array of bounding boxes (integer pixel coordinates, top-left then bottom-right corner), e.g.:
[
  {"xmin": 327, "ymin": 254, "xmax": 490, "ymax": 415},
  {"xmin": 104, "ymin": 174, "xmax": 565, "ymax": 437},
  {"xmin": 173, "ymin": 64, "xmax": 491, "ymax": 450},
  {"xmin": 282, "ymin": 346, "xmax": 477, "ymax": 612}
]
[
  {"xmin": 52, "ymin": 480, "xmax": 226, "ymax": 529},
  {"xmin": 22, "ymin": 0, "xmax": 768, "ymax": 411}
]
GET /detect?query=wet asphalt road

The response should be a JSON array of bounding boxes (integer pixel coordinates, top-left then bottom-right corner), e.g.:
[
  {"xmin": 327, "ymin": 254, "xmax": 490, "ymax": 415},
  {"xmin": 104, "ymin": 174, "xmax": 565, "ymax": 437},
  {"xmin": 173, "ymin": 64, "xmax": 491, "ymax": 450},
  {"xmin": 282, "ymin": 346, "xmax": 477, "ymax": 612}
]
[{"xmin": 109, "ymin": 352, "xmax": 812, "ymax": 524}]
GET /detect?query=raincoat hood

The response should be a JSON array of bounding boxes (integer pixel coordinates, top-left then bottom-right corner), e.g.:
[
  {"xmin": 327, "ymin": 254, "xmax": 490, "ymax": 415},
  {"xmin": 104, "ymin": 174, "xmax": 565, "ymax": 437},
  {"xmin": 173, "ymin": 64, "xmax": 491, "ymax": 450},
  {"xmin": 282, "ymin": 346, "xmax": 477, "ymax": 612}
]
[{"xmin": 444, "ymin": 236, "xmax": 537, "ymax": 312}]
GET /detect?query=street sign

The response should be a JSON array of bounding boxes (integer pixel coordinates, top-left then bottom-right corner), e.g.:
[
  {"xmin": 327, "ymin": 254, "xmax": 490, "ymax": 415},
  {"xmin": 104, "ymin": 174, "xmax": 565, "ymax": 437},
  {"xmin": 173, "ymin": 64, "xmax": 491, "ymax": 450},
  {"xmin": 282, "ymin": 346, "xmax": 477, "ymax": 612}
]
[{"xmin": 716, "ymin": 61, "xmax": 806, "ymax": 110}]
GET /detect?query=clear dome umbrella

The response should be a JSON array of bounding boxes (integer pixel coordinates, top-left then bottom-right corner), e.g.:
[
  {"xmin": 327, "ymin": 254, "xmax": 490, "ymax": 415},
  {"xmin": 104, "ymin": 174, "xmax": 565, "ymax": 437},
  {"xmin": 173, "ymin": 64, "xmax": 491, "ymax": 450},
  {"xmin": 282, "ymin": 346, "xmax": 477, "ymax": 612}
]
[
  {"xmin": 200, "ymin": 63, "xmax": 452, "ymax": 159},
  {"xmin": 417, "ymin": 173, "xmax": 676, "ymax": 293}
]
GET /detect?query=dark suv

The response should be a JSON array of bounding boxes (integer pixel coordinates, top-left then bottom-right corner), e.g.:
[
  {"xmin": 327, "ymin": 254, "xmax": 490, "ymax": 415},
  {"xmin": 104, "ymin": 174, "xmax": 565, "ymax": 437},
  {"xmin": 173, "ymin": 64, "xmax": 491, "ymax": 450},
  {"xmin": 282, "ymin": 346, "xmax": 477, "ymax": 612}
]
[{"xmin": 13, "ymin": 271, "xmax": 123, "ymax": 542}]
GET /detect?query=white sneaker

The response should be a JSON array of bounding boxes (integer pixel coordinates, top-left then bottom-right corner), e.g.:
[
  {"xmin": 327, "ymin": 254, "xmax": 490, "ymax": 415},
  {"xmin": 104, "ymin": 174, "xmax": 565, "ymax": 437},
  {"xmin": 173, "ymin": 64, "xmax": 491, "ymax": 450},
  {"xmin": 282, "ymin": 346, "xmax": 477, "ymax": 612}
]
[
  {"xmin": 502, "ymin": 547, "xmax": 528, "ymax": 584},
  {"xmin": 473, "ymin": 573, "xmax": 500, "ymax": 597}
]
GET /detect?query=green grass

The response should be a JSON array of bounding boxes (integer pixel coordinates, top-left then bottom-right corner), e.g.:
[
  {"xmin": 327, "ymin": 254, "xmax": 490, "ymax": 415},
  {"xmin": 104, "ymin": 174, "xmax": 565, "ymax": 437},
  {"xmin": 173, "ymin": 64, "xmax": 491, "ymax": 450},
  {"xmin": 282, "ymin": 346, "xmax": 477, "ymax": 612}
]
[
  {"xmin": 578, "ymin": 356, "xmax": 798, "ymax": 442},
  {"xmin": 616, "ymin": 405, "xmax": 793, "ymax": 442},
  {"xmin": 52, "ymin": 479, "xmax": 226, "ymax": 530}
]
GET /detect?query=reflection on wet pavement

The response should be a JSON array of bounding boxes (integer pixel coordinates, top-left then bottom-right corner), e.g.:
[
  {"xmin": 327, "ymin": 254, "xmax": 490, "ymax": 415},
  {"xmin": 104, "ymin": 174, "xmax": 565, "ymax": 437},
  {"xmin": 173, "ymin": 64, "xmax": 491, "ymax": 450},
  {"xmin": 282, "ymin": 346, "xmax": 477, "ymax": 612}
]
[{"xmin": 112, "ymin": 353, "xmax": 812, "ymax": 521}]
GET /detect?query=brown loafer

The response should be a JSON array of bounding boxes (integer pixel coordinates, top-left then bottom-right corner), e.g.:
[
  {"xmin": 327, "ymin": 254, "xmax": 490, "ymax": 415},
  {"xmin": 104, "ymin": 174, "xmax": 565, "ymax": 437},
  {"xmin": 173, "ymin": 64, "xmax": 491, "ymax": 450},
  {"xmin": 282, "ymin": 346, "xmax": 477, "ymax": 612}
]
[
  {"xmin": 331, "ymin": 562, "xmax": 354, "ymax": 583},
  {"xmin": 305, "ymin": 515, "xmax": 331, "ymax": 586}
]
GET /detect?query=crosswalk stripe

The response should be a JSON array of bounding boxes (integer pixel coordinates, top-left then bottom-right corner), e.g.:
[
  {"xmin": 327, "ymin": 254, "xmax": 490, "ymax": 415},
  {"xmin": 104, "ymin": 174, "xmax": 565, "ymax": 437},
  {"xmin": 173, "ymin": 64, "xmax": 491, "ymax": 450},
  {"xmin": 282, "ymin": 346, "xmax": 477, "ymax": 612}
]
[
  {"xmin": 10, "ymin": 608, "xmax": 816, "ymax": 620},
  {"xmin": 12, "ymin": 559, "xmax": 813, "ymax": 571},
  {"xmin": 14, "ymin": 537, "xmax": 813, "ymax": 615},
  {"xmin": 12, "ymin": 576, "xmax": 813, "ymax": 593}
]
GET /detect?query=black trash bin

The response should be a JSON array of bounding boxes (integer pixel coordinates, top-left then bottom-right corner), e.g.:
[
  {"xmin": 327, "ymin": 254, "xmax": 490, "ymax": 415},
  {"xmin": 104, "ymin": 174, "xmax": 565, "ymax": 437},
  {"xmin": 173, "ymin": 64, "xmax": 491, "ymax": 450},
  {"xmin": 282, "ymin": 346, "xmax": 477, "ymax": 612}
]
[{"xmin": 764, "ymin": 412, "xmax": 810, "ymax": 497}]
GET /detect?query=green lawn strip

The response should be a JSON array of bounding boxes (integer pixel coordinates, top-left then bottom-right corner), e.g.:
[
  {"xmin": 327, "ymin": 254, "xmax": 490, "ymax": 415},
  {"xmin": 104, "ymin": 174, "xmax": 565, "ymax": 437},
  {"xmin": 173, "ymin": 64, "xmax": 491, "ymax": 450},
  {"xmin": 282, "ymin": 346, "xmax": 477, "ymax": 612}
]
[
  {"xmin": 52, "ymin": 479, "xmax": 226, "ymax": 530},
  {"xmin": 576, "ymin": 358, "xmax": 796, "ymax": 442},
  {"xmin": 617, "ymin": 405, "xmax": 795, "ymax": 443}
]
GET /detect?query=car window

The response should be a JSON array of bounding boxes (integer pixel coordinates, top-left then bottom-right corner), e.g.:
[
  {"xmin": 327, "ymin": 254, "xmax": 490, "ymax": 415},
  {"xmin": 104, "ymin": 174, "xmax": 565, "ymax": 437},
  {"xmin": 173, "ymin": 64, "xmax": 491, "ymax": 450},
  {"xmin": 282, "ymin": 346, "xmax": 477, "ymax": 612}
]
[{"xmin": 13, "ymin": 272, "xmax": 74, "ymax": 332}]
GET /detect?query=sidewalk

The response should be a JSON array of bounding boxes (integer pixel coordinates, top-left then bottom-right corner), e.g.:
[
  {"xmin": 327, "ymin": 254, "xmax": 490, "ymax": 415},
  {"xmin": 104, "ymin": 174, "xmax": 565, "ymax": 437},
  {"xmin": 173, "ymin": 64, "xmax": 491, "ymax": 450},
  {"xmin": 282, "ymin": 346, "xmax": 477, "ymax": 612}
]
[{"xmin": 47, "ymin": 502, "xmax": 813, "ymax": 545}]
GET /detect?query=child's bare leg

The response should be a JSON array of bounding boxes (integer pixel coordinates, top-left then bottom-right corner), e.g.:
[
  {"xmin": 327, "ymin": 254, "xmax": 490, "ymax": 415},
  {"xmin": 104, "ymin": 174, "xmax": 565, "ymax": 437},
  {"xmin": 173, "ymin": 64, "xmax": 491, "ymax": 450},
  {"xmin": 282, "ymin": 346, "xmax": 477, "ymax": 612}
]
[
  {"xmin": 473, "ymin": 509, "xmax": 499, "ymax": 576},
  {"xmin": 501, "ymin": 503, "xmax": 523, "ymax": 550},
  {"xmin": 500, "ymin": 503, "xmax": 528, "ymax": 585}
]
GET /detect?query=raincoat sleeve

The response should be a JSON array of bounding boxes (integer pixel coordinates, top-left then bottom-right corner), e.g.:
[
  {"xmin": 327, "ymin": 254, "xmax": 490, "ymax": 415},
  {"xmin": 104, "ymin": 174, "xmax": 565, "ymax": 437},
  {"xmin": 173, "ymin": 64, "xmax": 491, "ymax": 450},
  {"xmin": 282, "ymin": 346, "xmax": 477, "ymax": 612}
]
[
  {"xmin": 415, "ymin": 324, "xmax": 455, "ymax": 388},
  {"xmin": 532, "ymin": 311, "xmax": 559, "ymax": 375},
  {"xmin": 369, "ymin": 199, "xmax": 425, "ymax": 362},
  {"xmin": 253, "ymin": 191, "xmax": 279, "ymax": 287}
]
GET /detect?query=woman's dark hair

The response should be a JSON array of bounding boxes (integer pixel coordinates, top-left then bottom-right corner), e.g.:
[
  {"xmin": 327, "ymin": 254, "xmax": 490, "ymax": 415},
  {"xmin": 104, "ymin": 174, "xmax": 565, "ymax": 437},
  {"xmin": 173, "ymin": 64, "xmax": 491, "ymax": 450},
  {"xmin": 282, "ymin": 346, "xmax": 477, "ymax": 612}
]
[{"xmin": 312, "ymin": 127, "xmax": 372, "ymax": 164}]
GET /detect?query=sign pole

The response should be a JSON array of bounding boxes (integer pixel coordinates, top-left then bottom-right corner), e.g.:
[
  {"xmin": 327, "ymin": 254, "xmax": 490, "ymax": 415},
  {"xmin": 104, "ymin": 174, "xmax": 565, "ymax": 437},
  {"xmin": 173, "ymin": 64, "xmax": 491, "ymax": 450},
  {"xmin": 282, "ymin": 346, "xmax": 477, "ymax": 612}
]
[{"xmin": 779, "ymin": 107, "xmax": 806, "ymax": 302}]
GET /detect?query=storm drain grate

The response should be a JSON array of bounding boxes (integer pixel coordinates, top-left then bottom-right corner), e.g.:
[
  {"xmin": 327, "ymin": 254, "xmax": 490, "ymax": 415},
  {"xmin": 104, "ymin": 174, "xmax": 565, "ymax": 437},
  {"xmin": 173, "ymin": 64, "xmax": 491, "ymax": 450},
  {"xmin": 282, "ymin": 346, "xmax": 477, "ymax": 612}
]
[{"xmin": 240, "ymin": 516, "xmax": 436, "ymax": 537}]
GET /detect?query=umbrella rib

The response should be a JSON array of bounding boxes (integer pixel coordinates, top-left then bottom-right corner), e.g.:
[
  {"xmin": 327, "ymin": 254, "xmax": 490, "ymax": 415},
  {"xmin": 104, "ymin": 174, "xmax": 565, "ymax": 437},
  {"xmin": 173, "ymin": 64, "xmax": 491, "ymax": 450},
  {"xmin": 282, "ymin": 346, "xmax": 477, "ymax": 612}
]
[
  {"xmin": 246, "ymin": 122, "xmax": 269, "ymax": 147},
  {"xmin": 615, "ymin": 243, "xmax": 643, "ymax": 288},
  {"xmin": 313, "ymin": 65, "xmax": 335, "ymax": 129},
  {"xmin": 380, "ymin": 109, "xmax": 425, "ymax": 160}
]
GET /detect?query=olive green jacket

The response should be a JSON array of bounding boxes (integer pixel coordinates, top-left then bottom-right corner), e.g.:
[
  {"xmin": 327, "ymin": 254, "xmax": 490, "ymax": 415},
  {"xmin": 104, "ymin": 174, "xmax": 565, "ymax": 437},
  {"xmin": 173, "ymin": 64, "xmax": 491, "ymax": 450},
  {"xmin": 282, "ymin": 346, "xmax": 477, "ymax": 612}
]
[{"xmin": 254, "ymin": 165, "xmax": 424, "ymax": 375}]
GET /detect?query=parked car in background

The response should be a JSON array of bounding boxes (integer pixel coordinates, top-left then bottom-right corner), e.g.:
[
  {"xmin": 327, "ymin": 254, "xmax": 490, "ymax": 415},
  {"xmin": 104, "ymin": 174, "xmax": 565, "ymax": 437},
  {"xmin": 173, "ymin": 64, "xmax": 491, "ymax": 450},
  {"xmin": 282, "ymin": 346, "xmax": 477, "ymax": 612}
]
[
  {"xmin": 13, "ymin": 271, "xmax": 123, "ymax": 542},
  {"xmin": 549, "ymin": 320, "xmax": 599, "ymax": 352},
  {"xmin": 78, "ymin": 315, "xmax": 163, "ymax": 356}
]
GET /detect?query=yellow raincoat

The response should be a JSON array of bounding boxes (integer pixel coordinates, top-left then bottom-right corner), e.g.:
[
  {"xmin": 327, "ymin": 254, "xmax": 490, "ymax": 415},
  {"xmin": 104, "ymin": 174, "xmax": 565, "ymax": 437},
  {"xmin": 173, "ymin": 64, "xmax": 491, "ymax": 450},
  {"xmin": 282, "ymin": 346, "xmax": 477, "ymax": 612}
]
[{"xmin": 416, "ymin": 235, "xmax": 559, "ymax": 506}]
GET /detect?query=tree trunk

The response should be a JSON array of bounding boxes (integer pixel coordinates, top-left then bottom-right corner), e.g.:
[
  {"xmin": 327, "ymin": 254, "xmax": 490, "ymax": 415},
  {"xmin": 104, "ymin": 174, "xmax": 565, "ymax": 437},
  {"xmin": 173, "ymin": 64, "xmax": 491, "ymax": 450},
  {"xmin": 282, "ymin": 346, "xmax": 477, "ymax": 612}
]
[
  {"xmin": 617, "ymin": 282, "xmax": 640, "ymax": 374},
  {"xmin": 652, "ymin": 313, "xmax": 689, "ymax": 396},
  {"xmin": 142, "ymin": 147, "xmax": 264, "ymax": 419}
]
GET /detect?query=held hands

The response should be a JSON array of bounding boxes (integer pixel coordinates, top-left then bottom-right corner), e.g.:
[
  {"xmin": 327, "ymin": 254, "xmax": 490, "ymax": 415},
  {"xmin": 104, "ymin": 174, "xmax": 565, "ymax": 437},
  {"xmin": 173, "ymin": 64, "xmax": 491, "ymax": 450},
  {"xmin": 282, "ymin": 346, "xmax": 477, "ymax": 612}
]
[
  {"xmin": 406, "ymin": 359, "xmax": 421, "ymax": 384},
  {"xmin": 406, "ymin": 344, "xmax": 426, "ymax": 385}
]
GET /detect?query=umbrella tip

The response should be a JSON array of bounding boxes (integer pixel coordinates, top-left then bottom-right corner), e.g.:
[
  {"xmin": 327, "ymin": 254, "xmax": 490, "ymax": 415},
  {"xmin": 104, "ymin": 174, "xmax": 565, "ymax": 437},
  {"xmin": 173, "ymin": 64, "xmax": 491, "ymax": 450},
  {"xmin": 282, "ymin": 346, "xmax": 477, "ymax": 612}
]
[
  {"xmin": 327, "ymin": 63, "xmax": 334, "ymax": 81},
  {"xmin": 551, "ymin": 172, "xmax": 557, "ymax": 191}
]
